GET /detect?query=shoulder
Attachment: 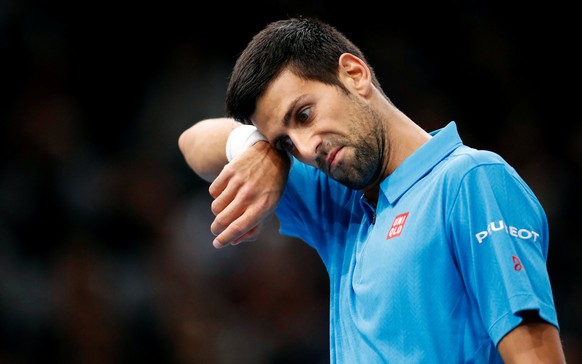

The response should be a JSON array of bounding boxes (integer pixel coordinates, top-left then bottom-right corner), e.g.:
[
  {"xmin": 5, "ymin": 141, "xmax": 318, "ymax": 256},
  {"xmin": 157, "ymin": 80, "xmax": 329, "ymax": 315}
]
[
  {"xmin": 440, "ymin": 145, "xmax": 517, "ymax": 184},
  {"xmin": 442, "ymin": 145, "xmax": 542, "ymax": 209},
  {"xmin": 447, "ymin": 145, "xmax": 508, "ymax": 170}
]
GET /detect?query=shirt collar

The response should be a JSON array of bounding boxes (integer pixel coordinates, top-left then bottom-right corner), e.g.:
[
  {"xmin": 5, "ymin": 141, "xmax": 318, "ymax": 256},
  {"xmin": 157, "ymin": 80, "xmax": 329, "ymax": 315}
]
[{"xmin": 380, "ymin": 121, "xmax": 463, "ymax": 205}]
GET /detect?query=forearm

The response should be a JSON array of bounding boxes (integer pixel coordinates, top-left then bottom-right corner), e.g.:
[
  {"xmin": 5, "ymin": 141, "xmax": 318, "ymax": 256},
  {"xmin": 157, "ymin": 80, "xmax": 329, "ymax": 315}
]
[
  {"xmin": 178, "ymin": 118, "xmax": 241, "ymax": 182},
  {"xmin": 497, "ymin": 312, "xmax": 566, "ymax": 363}
]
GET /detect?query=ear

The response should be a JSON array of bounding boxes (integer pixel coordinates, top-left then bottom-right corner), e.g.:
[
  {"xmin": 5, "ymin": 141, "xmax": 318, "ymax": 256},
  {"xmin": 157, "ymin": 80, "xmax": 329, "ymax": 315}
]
[{"xmin": 338, "ymin": 53, "xmax": 372, "ymax": 97}]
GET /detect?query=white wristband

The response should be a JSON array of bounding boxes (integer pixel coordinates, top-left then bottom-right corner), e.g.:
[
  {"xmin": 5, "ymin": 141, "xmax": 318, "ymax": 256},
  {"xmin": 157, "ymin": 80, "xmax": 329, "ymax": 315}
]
[{"xmin": 225, "ymin": 125, "xmax": 268, "ymax": 162}]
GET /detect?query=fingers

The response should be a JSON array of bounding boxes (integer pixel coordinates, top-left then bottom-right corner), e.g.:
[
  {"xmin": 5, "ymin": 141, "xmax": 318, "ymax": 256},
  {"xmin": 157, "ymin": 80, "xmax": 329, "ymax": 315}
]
[
  {"xmin": 209, "ymin": 176, "xmax": 247, "ymax": 237},
  {"xmin": 209, "ymin": 167, "xmax": 269, "ymax": 248},
  {"xmin": 209, "ymin": 187, "xmax": 255, "ymax": 248},
  {"xmin": 205, "ymin": 145, "xmax": 287, "ymax": 249},
  {"xmin": 232, "ymin": 225, "xmax": 261, "ymax": 245},
  {"xmin": 210, "ymin": 178, "xmax": 238, "ymax": 217},
  {"xmin": 212, "ymin": 211, "xmax": 262, "ymax": 248},
  {"xmin": 208, "ymin": 165, "xmax": 231, "ymax": 199}
]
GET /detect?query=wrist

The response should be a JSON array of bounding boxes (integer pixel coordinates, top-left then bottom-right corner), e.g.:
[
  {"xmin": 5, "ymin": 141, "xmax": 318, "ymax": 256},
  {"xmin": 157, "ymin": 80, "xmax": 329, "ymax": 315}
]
[{"xmin": 225, "ymin": 125, "xmax": 268, "ymax": 162}]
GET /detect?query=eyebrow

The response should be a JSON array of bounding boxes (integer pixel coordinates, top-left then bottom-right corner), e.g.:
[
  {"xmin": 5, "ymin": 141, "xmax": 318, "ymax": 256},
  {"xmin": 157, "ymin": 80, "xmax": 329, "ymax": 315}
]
[{"xmin": 282, "ymin": 95, "xmax": 307, "ymax": 128}]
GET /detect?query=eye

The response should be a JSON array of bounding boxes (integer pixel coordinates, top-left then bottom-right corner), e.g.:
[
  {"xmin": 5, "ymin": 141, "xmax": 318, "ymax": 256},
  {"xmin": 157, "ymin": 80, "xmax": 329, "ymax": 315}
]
[
  {"xmin": 297, "ymin": 107, "xmax": 311, "ymax": 123},
  {"xmin": 274, "ymin": 136, "xmax": 294, "ymax": 152}
]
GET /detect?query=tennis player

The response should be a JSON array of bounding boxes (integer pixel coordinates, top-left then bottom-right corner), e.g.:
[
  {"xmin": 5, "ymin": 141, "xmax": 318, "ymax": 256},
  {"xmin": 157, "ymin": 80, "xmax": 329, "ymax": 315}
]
[{"xmin": 178, "ymin": 17, "xmax": 565, "ymax": 363}]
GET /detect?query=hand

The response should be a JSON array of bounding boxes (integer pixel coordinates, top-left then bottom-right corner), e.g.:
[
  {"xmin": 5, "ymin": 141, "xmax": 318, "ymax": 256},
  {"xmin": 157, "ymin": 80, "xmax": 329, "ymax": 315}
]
[{"xmin": 208, "ymin": 141, "xmax": 290, "ymax": 248}]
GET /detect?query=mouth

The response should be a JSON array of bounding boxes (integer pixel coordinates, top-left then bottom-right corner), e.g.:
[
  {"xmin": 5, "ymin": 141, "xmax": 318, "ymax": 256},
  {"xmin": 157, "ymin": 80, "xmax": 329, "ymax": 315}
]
[{"xmin": 327, "ymin": 146, "xmax": 344, "ymax": 172}]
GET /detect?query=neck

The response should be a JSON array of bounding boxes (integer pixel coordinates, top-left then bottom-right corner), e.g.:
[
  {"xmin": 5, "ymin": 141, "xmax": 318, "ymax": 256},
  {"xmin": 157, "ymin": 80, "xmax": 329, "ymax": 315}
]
[
  {"xmin": 361, "ymin": 104, "xmax": 432, "ymax": 206},
  {"xmin": 362, "ymin": 185, "xmax": 380, "ymax": 206}
]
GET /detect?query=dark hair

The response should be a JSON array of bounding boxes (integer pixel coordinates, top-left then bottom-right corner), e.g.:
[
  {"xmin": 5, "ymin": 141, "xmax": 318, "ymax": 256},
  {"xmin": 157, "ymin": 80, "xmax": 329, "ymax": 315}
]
[{"xmin": 225, "ymin": 17, "xmax": 383, "ymax": 124}]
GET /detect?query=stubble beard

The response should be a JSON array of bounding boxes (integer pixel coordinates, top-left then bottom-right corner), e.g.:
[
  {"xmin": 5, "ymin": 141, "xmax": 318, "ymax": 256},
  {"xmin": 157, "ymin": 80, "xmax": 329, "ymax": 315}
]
[{"xmin": 322, "ymin": 98, "xmax": 385, "ymax": 190}]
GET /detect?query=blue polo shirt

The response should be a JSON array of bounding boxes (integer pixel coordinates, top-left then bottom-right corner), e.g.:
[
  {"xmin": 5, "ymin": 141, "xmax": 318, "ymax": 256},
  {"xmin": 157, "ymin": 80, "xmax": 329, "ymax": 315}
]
[{"xmin": 276, "ymin": 121, "xmax": 559, "ymax": 363}]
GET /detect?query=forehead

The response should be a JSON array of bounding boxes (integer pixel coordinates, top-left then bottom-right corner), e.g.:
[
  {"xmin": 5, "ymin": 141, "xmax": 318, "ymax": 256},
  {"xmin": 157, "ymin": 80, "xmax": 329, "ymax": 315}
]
[{"xmin": 252, "ymin": 70, "xmax": 313, "ymax": 131}]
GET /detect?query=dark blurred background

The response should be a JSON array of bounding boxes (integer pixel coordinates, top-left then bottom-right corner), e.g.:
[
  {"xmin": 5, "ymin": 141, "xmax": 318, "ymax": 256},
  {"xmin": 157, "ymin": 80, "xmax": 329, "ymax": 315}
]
[{"xmin": 0, "ymin": 1, "xmax": 580, "ymax": 363}]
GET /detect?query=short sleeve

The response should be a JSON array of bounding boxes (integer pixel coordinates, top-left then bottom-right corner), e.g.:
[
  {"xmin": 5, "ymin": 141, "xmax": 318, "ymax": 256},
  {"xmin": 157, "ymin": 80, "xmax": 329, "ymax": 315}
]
[{"xmin": 447, "ymin": 163, "xmax": 559, "ymax": 345}]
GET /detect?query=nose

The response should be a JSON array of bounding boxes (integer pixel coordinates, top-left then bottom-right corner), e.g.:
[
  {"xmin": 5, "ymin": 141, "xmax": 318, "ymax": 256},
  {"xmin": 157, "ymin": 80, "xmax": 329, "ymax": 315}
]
[{"xmin": 289, "ymin": 130, "xmax": 319, "ymax": 163}]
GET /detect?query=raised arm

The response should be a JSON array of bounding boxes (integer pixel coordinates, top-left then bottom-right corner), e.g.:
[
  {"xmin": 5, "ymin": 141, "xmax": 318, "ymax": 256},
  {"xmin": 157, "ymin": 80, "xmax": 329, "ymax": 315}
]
[
  {"xmin": 178, "ymin": 118, "xmax": 291, "ymax": 248},
  {"xmin": 178, "ymin": 117, "xmax": 241, "ymax": 182}
]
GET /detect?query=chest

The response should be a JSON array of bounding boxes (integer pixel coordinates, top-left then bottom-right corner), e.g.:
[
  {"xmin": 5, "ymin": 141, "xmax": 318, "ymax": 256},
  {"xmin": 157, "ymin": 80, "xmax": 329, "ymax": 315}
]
[{"xmin": 339, "ymin": 185, "xmax": 462, "ymax": 308}]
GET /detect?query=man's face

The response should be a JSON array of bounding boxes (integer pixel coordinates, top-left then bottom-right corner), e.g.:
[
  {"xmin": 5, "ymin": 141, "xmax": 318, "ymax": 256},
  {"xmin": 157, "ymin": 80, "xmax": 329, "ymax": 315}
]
[{"xmin": 252, "ymin": 69, "xmax": 385, "ymax": 190}]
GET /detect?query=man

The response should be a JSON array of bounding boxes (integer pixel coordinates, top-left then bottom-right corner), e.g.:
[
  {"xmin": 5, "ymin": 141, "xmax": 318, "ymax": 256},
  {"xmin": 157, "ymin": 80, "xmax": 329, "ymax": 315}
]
[{"xmin": 178, "ymin": 17, "xmax": 565, "ymax": 363}]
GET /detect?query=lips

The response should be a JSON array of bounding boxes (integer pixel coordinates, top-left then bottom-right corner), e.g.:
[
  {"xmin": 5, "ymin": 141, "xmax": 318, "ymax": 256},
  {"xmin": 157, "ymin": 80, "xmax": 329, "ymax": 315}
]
[{"xmin": 327, "ymin": 146, "xmax": 343, "ymax": 171}]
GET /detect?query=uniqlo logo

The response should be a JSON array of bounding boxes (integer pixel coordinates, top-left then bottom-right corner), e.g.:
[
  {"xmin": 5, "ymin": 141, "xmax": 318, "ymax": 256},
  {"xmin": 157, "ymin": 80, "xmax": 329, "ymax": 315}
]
[{"xmin": 386, "ymin": 212, "xmax": 409, "ymax": 240}]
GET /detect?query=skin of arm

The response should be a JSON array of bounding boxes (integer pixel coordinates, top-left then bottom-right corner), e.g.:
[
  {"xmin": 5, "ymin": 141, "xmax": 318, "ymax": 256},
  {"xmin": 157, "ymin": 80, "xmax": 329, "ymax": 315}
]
[
  {"xmin": 497, "ymin": 311, "xmax": 566, "ymax": 363},
  {"xmin": 178, "ymin": 117, "xmax": 240, "ymax": 182},
  {"xmin": 178, "ymin": 118, "xmax": 290, "ymax": 248}
]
